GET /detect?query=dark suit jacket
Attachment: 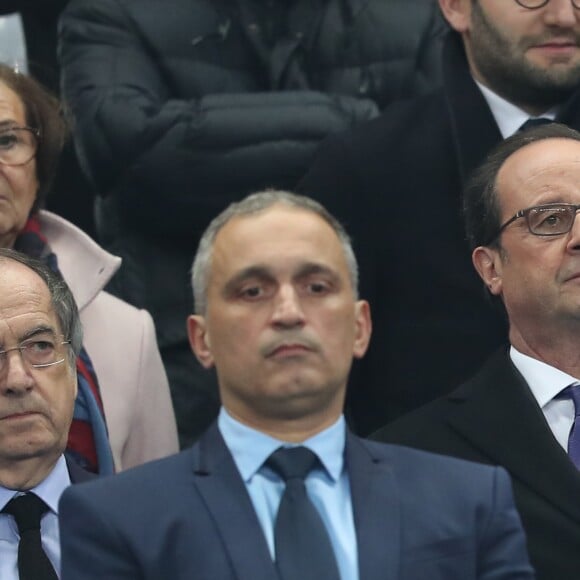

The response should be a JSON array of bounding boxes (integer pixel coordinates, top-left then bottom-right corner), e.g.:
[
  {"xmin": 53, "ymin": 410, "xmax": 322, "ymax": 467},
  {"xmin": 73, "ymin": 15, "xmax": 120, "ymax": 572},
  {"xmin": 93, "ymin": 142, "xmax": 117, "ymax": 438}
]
[
  {"xmin": 374, "ymin": 349, "xmax": 580, "ymax": 580},
  {"xmin": 65, "ymin": 455, "xmax": 96, "ymax": 484},
  {"xmin": 59, "ymin": 422, "xmax": 533, "ymax": 579},
  {"xmin": 298, "ymin": 32, "xmax": 580, "ymax": 436}
]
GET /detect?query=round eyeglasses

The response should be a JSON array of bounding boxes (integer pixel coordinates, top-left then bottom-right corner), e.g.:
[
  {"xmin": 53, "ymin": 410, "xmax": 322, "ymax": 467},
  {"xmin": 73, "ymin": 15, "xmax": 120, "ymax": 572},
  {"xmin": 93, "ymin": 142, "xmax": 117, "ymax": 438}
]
[
  {"xmin": 515, "ymin": 0, "xmax": 580, "ymax": 8},
  {"xmin": 0, "ymin": 339, "xmax": 71, "ymax": 371},
  {"xmin": 0, "ymin": 126, "xmax": 39, "ymax": 166},
  {"xmin": 495, "ymin": 203, "xmax": 580, "ymax": 239}
]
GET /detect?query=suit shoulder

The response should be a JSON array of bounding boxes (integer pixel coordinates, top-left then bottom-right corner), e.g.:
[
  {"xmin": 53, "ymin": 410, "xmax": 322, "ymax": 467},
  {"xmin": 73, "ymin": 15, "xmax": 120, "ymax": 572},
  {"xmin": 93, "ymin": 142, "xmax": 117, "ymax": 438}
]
[
  {"xmin": 361, "ymin": 435, "xmax": 494, "ymax": 473},
  {"xmin": 62, "ymin": 448, "xmax": 192, "ymax": 502},
  {"xmin": 372, "ymin": 395, "xmax": 455, "ymax": 443}
]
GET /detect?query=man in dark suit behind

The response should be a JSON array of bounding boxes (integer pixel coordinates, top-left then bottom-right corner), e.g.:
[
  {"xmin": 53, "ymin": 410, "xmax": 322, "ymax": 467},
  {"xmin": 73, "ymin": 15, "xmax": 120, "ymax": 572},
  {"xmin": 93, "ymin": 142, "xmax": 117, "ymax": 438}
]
[
  {"xmin": 375, "ymin": 123, "xmax": 580, "ymax": 580},
  {"xmin": 59, "ymin": 191, "xmax": 533, "ymax": 580},
  {"xmin": 298, "ymin": 0, "xmax": 580, "ymax": 437},
  {"xmin": 0, "ymin": 249, "xmax": 93, "ymax": 579}
]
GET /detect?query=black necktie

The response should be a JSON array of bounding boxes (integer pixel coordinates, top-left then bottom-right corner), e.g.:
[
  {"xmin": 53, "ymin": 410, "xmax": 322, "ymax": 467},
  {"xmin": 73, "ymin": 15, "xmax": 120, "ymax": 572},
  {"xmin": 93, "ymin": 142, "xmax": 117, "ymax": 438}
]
[
  {"xmin": 518, "ymin": 117, "xmax": 553, "ymax": 132},
  {"xmin": 266, "ymin": 446, "xmax": 341, "ymax": 580},
  {"xmin": 2, "ymin": 493, "xmax": 58, "ymax": 580}
]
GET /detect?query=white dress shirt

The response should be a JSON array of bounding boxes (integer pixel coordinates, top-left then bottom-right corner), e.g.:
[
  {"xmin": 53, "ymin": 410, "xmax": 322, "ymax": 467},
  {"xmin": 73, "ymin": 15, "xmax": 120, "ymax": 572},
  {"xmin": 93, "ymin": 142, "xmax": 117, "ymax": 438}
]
[
  {"xmin": 0, "ymin": 455, "xmax": 71, "ymax": 579},
  {"xmin": 475, "ymin": 81, "xmax": 557, "ymax": 139},
  {"xmin": 510, "ymin": 346, "xmax": 578, "ymax": 450}
]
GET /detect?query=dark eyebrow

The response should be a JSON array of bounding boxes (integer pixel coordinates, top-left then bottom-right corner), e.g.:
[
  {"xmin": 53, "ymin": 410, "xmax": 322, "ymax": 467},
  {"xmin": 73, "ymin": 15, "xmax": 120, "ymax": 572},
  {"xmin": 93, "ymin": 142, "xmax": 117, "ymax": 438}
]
[
  {"xmin": 223, "ymin": 266, "xmax": 275, "ymax": 296},
  {"xmin": 294, "ymin": 262, "xmax": 341, "ymax": 283},
  {"xmin": 0, "ymin": 120, "xmax": 19, "ymax": 130},
  {"xmin": 18, "ymin": 326, "xmax": 58, "ymax": 343},
  {"xmin": 223, "ymin": 262, "xmax": 342, "ymax": 296}
]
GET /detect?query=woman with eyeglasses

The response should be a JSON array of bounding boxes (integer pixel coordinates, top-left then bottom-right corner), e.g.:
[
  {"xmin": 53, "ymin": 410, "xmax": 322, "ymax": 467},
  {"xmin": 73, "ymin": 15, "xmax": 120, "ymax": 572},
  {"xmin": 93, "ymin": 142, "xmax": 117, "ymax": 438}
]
[{"xmin": 0, "ymin": 63, "xmax": 178, "ymax": 474}]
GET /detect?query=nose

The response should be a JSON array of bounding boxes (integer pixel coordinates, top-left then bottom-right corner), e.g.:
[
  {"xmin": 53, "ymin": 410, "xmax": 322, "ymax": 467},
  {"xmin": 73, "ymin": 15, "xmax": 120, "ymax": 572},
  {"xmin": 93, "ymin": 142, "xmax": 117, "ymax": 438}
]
[
  {"xmin": 270, "ymin": 285, "xmax": 305, "ymax": 329},
  {"xmin": 543, "ymin": 0, "xmax": 578, "ymax": 27},
  {"xmin": 0, "ymin": 350, "xmax": 34, "ymax": 396}
]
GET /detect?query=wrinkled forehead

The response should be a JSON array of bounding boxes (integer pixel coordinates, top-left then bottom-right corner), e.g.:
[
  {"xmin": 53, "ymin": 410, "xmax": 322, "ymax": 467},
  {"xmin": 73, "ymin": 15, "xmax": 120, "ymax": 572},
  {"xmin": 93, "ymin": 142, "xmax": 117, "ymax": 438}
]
[
  {"xmin": 0, "ymin": 262, "xmax": 58, "ymax": 337},
  {"xmin": 0, "ymin": 80, "xmax": 26, "ymax": 124},
  {"xmin": 211, "ymin": 205, "xmax": 347, "ymax": 275}
]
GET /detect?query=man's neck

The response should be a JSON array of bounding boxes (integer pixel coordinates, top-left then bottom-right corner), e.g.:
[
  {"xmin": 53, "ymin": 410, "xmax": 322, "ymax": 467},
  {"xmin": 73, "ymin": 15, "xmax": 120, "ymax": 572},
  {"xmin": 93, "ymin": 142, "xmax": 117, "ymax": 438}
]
[
  {"xmin": 510, "ymin": 327, "xmax": 580, "ymax": 379},
  {"xmin": 0, "ymin": 454, "xmax": 61, "ymax": 491}
]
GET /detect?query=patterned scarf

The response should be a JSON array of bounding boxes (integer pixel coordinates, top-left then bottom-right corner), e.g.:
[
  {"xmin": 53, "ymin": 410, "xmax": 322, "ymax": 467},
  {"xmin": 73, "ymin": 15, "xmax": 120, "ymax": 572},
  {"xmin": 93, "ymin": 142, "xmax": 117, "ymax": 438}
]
[{"xmin": 14, "ymin": 216, "xmax": 115, "ymax": 475}]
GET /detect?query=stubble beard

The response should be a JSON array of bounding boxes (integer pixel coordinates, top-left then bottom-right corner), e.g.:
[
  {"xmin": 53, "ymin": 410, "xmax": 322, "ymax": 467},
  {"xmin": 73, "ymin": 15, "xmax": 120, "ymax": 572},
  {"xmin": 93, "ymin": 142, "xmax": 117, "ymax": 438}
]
[{"xmin": 469, "ymin": 1, "xmax": 580, "ymax": 111}]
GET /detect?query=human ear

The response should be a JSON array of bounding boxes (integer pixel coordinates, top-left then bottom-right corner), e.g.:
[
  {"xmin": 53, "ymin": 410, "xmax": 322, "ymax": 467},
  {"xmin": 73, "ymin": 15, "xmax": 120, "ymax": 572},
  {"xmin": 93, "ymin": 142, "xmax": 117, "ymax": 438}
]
[
  {"xmin": 352, "ymin": 300, "xmax": 372, "ymax": 359},
  {"xmin": 187, "ymin": 315, "xmax": 215, "ymax": 369}
]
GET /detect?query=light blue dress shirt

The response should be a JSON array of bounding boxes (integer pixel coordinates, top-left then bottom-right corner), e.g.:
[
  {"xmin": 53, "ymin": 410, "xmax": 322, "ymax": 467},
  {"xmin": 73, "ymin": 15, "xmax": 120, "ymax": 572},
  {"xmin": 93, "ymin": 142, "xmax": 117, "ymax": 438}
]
[
  {"xmin": 218, "ymin": 408, "xmax": 358, "ymax": 580},
  {"xmin": 0, "ymin": 455, "xmax": 70, "ymax": 579}
]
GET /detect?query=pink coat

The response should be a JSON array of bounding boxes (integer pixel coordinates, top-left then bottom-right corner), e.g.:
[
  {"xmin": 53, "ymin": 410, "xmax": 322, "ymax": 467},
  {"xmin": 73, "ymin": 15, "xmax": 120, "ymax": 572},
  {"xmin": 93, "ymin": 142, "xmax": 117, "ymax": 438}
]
[{"xmin": 39, "ymin": 210, "xmax": 179, "ymax": 471}]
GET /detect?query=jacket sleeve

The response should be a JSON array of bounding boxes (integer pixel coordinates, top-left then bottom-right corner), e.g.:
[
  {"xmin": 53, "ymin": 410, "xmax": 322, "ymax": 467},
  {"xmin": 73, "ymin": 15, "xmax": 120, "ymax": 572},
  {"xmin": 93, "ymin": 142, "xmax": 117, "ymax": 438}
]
[
  {"xmin": 477, "ymin": 467, "xmax": 535, "ymax": 580},
  {"xmin": 58, "ymin": 0, "xmax": 378, "ymax": 235}
]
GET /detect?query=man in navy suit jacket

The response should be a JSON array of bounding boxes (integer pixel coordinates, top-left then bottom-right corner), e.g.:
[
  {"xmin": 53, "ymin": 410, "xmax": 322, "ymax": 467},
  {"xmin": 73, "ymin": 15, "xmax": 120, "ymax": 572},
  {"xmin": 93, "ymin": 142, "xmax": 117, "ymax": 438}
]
[{"xmin": 59, "ymin": 191, "xmax": 534, "ymax": 579}]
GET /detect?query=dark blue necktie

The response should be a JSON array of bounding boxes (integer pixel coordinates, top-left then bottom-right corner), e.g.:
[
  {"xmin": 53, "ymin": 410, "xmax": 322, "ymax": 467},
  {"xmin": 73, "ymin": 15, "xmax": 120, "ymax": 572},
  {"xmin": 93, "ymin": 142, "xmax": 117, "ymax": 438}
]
[
  {"xmin": 557, "ymin": 385, "xmax": 580, "ymax": 469},
  {"xmin": 518, "ymin": 117, "xmax": 553, "ymax": 132},
  {"xmin": 266, "ymin": 446, "xmax": 341, "ymax": 580},
  {"xmin": 2, "ymin": 493, "xmax": 58, "ymax": 580}
]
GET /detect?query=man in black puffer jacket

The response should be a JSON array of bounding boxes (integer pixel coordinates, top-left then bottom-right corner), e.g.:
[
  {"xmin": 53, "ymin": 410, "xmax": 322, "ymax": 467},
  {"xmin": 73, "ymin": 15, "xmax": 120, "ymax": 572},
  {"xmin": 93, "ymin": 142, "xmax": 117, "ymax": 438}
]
[{"xmin": 58, "ymin": 0, "xmax": 447, "ymax": 447}]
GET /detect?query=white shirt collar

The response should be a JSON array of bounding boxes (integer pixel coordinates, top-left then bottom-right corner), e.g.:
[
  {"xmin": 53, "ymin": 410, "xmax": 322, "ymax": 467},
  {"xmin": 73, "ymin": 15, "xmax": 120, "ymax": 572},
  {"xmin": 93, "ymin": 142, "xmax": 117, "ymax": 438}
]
[
  {"xmin": 475, "ymin": 81, "xmax": 558, "ymax": 139},
  {"xmin": 510, "ymin": 346, "xmax": 579, "ymax": 409}
]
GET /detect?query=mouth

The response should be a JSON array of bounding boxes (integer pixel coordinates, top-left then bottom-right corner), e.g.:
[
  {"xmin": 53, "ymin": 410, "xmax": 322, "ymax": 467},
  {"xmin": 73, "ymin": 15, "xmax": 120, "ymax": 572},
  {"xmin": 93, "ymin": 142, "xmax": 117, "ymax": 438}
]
[
  {"xmin": 266, "ymin": 343, "xmax": 313, "ymax": 359},
  {"xmin": 529, "ymin": 39, "xmax": 579, "ymax": 57},
  {"xmin": 0, "ymin": 411, "xmax": 40, "ymax": 421}
]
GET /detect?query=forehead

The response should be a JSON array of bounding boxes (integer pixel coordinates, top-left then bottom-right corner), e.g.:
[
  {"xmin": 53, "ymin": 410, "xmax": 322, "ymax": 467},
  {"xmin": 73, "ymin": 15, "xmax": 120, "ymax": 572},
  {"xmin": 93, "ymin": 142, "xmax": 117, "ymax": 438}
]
[
  {"xmin": 210, "ymin": 205, "xmax": 348, "ymax": 279},
  {"xmin": 0, "ymin": 81, "xmax": 26, "ymax": 124},
  {"xmin": 497, "ymin": 138, "xmax": 580, "ymax": 207},
  {"xmin": 0, "ymin": 261, "xmax": 57, "ymax": 335}
]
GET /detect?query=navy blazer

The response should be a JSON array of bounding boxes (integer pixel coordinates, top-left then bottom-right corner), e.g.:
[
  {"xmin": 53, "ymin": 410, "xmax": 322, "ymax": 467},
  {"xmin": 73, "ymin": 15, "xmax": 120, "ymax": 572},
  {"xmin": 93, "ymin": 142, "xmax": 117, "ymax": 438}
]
[{"xmin": 59, "ymin": 422, "xmax": 533, "ymax": 579}]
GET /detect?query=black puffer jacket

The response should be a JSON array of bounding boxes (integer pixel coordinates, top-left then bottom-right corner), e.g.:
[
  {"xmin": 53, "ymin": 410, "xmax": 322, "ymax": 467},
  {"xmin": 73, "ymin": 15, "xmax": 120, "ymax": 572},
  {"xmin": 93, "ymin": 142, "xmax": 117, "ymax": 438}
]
[
  {"xmin": 60, "ymin": 0, "xmax": 446, "ymax": 236},
  {"xmin": 59, "ymin": 0, "xmax": 447, "ymax": 446}
]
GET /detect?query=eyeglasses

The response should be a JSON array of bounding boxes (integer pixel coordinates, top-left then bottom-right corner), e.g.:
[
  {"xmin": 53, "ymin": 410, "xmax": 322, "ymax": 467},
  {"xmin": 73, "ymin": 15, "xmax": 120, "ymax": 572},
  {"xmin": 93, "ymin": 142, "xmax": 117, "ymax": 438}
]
[
  {"xmin": 0, "ymin": 126, "xmax": 39, "ymax": 166},
  {"xmin": 496, "ymin": 203, "xmax": 580, "ymax": 239},
  {"xmin": 515, "ymin": 0, "xmax": 580, "ymax": 8},
  {"xmin": 0, "ymin": 339, "xmax": 71, "ymax": 371}
]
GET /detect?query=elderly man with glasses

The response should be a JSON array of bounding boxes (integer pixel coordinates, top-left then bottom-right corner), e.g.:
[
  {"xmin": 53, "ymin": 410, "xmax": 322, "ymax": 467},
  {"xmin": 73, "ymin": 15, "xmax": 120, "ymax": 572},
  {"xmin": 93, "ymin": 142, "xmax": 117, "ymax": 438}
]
[
  {"xmin": 299, "ymin": 0, "xmax": 580, "ymax": 439},
  {"xmin": 0, "ymin": 248, "xmax": 96, "ymax": 580},
  {"xmin": 375, "ymin": 123, "xmax": 580, "ymax": 580}
]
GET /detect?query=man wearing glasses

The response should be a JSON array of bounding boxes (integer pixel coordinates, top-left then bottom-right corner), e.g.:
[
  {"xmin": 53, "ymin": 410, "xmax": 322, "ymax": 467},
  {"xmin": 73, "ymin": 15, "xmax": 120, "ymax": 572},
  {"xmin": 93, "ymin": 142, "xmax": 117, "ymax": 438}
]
[
  {"xmin": 299, "ymin": 0, "xmax": 580, "ymax": 437},
  {"xmin": 0, "ymin": 248, "xmax": 93, "ymax": 579},
  {"xmin": 375, "ymin": 123, "xmax": 580, "ymax": 580}
]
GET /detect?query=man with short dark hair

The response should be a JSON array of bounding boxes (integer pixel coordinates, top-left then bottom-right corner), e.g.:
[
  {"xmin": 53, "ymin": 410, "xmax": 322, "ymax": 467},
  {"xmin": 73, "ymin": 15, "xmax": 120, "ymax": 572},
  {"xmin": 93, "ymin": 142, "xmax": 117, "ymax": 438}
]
[
  {"xmin": 299, "ymin": 0, "xmax": 580, "ymax": 436},
  {"xmin": 375, "ymin": 123, "xmax": 580, "ymax": 580},
  {"xmin": 58, "ymin": 191, "xmax": 533, "ymax": 580},
  {"xmin": 0, "ymin": 248, "xmax": 93, "ymax": 579}
]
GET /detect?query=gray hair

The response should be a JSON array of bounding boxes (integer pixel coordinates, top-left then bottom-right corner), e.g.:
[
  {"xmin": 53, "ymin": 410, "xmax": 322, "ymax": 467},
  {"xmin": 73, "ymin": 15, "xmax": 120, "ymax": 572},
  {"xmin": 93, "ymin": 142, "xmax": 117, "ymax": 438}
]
[
  {"xmin": 191, "ymin": 190, "xmax": 359, "ymax": 314},
  {"xmin": 0, "ymin": 248, "xmax": 82, "ymax": 366}
]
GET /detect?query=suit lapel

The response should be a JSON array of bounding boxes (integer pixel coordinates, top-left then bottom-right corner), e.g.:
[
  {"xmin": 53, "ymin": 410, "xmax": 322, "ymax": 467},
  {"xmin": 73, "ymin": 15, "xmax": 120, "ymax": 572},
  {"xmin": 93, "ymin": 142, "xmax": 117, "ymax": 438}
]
[
  {"xmin": 65, "ymin": 455, "xmax": 96, "ymax": 484},
  {"xmin": 445, "ymin": 350, "xmax": 580, "ymax": 524},
  {"xmin": 192, "ymin": 424, "xmax": 279, "ymax": 580},
  {"xmin": 443, "ymin": 32, "xmax": 502, "ymax": 187},
  {"xmin": 347, "ymin": 432, "xmax": 400, "ymax": 580}
]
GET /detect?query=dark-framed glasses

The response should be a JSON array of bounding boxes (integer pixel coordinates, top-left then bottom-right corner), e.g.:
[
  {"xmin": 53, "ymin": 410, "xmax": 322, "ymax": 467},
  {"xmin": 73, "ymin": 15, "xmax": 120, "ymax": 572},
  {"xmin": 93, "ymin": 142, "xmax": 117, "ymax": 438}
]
[
  {"xmin": 0, "ymin": 339, "xmax": 71, "ymax": 371},
  {"xmin": 0, "ymin": 126, "xmax": 39, "ymax": 166},
  {"xmin": 515, "ymin": 0, "xmax": 580, "ymax": 8},
  {"xmin": 496, "ymin": 203, "xmax": 580, "ymax": 239}
]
